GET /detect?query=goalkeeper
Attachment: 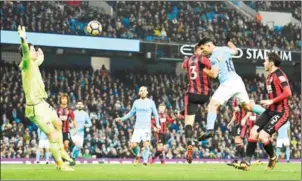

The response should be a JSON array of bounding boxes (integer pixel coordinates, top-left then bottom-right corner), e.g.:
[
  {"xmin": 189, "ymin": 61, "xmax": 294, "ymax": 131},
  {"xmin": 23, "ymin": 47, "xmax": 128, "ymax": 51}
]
[{"xmin": 18, "ymin": 25, "xmax": 74, "ymax": 171}]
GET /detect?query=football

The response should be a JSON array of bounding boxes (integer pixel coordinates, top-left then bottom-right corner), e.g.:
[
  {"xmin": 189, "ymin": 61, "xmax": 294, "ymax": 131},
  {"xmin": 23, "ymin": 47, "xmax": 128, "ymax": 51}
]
[{"xmin": 86, "ymin": 20, "xmax": 102, "ymax": 36}]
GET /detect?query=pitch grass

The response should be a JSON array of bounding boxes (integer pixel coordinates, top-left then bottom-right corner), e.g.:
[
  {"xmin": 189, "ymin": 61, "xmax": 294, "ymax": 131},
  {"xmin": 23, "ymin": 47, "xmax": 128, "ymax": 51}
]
[{"xmin": 1, "ymin": 163, "xmax": 301, "ymax": 180}]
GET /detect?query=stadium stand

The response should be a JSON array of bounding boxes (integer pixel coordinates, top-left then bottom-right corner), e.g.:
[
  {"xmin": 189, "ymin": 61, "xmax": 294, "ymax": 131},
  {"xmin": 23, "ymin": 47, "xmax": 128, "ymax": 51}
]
[{"xmin": 1, "ymin": 1, "xmax": 301, "ymax": 50}]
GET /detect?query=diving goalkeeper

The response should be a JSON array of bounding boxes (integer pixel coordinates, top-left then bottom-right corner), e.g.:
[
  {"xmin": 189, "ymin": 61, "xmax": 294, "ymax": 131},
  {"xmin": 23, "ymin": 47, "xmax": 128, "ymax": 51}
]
[{"xmin": 18, "ymin": 25, "xmax": 74, "ymax": 171}]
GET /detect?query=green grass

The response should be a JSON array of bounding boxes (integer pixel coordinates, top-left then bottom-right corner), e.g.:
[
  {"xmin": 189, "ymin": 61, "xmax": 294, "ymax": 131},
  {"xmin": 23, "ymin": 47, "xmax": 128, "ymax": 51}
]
[{"xmin": 1, "ymin": 163, "xmax": 301, "ymax": 180}]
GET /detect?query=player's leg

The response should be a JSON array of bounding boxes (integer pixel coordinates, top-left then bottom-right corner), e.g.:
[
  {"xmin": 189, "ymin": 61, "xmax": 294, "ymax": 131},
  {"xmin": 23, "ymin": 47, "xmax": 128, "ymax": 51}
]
[
  {"xmin": 63, "ymin": 133, "xmax": 70, "ymax": 152},
  {"xmin": 237, "ymin": 110, "xmax": 270, "ymax": 170},
  {"xmin": 130, "ymin": 129, "xmax": 142, "ymax": 165},
  {"xmin": 142, "ymin": 129, "xmax": 152, "ymax": 166},
  {"xmin": 199, "ymin": 83, "xmax": 233, "ymax": 141},
  {"xmin": 44, "ymin": 139, "xmax": 50, "ymax": 164},
  {"xmin": 236, "ymin": 80, "xmax": 265, "ymax": 115},
  {"xmin": 36, "ymin": 142, "xmax": 42, "ymax": 163},
  {"xmin": 259, "ymin": 113, "xmax": 289, "ymax": 170},
  {"xmin": 228, "ymin": 125, "xmax": 245, "ymax": 167},
  {"xmin": 142, "ymin": 141, "xmax": 151, "ymax": 166},
  {"xmin": 71, "ymin": 133, "xmax": 84, "ymax": 165},
  {"xmin": 152, "ymin": 142, "xmax": 163, "ymax": 163},
  {"xmin": 159, "ymin": 145, "xmax": 167, "ymax": 165},
  {"xmin": 275, "ymin": 138, "xmax": 283, "ymax": 159},
  {"xmin": 284, "ymin": 139, "xmax": 291, "ymax": 163},
  {"xmin": 184, "ymin": 93, "xmax": 197, "ymax": 163},
  {"xmin": 34, "ymin": 102, "xmax": 74, "ymax": 171},
  {"xmin": 52, "ymin": 119, "xmax": 74, "ymax": 164}
]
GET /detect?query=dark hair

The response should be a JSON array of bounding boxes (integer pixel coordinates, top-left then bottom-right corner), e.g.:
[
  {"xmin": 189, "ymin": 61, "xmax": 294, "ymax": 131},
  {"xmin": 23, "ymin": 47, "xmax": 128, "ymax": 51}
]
[
  {"xmin": 60, "ymin": 94, "xmax": 70, "ymax": 104},
  {"xmin": 194, "ymin": 44, "xmax": 200, "ymax": 51},
  {"xmin": 198, "ymin": 37, "xmax": 212, "ymax": 46},
  {"xmin": 267, "ymin": 52, "xmax": 281, "ymax": 67},
  {"xmin": 19, "ymin": 43, "xmax": 33, "ymax": 57}
]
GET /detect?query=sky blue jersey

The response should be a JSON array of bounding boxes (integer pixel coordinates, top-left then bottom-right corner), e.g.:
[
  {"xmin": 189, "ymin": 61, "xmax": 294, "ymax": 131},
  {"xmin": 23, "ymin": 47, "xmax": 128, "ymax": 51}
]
[
  {"xmin": 277, "ymin": 121, "xmax": 290, "ymax": 139},
  {"xmin": 74, "ymin": 109, "xmax": 92, "ymax": 136},
  {"xmin": 209, "ymin": 46, "xmax": 241, "ymax": 84},
  {"xmin": 121, "ymin": 98, "xmax": 159, "ymax": 130},
  {"xmin": 37, "ymin": 128, "xmax": 48, "ymax": 140}
]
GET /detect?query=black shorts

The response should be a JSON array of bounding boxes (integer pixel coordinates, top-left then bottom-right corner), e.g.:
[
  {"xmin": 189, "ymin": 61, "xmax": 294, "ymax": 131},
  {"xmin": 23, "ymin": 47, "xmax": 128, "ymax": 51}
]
[
  {"xmin": 233, "ymin": 124, "xmax": 248, "ymax": 139},
  {"xmin": 255, "ymin": 110, "xmax": 289, "ymax": 135},
  {"xmin": 63, "ymin": 132, "xmax": 71, "ymax": 141},
  {"xmin": 156, "ymin": 133, "xmax": 168, "ymax": 144},
  {"xmin": 184, "ymin": 93, "xmax": 210, "ymax": 115}
]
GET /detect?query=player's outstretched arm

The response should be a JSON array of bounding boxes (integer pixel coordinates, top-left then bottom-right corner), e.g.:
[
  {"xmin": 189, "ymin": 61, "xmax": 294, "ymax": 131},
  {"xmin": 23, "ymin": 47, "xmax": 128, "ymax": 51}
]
[
  {"xmin": 35, "ymin": 48, "xmax": 45, "ymax": 66},
  {"xmin": 18, "ymin": 25, "xmax": 31, "ymax": 67},
  {"xmin": 85, "ymin": 112, "xmax": 92, "ymax": 127},
  {"xmin": 151, "ymin": 101, "xmax": 161, "ymax": 129},
  {"xmin": 227, "ymin": 41, "xmax": 238, "ymax": 55},
  {"xmin": 227, "ymin": 112, "xmax": 236, "ymax": 130},
  {"xmin": 116, "ymin": 101, "xmax": 137, "ymax": 122}
]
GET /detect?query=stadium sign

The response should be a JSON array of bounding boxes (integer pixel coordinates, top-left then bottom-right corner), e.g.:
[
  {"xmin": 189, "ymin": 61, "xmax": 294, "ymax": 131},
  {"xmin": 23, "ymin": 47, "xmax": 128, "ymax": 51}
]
[
  {"xmin": 180, "ymin": 44, "xmax": 300, "ymax": 62},
  {"xmin": 1, "ymin": 30, "xmax": 140, "ymax": 52}
]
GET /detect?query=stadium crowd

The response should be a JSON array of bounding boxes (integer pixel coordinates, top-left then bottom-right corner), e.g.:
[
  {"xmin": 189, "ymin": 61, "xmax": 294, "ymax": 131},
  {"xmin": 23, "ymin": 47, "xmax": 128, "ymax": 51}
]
[
  {"xmin": 1, "ymin": 61, "xmax": 301, "ymax": 160},
  {"xmin": 244, "ymin": 1, "xmax": 301, "ymax": 20},
  {"xmin": 1, "ymin": 1, "xmax": 301, "ymax": 50}
]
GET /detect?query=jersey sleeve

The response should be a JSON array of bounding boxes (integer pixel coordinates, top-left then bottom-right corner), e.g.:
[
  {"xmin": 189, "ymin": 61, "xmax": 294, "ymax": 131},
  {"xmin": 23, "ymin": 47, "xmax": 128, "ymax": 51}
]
[
  {"xmin": 85, "ymin": 112, "xmax": 92, "ymax": 127},
  {"xmin": 151, "ymin": 101, "xmax": 160, "ymax": 127},
  {"xmin": 182, "ymin": 57, "xmax": 189, "ymax": 70},
  {"xmin": 277, "ymin": 72, "xmax": 290, "ymax": 88},
  {"xmin": 35, "ymin": 55, "xmax": 44, "ymax": 67},
  {"xmin": 19, "ymin": 42, "xmax": 31, "ymax": 70},
  {"xmin": 224, "ymin": 46, "xmax": 236, "ymax": 56},
  {"xmin": 69, "ymin": 110, "xmax": 75, "ymax": 120},
  {"xmin": 121, "ymin": 101, "xmax": 136, "ymax": 121},
  {"xmin": 209, "ymin": 52, "xmax": 219, "ymax": 69}
]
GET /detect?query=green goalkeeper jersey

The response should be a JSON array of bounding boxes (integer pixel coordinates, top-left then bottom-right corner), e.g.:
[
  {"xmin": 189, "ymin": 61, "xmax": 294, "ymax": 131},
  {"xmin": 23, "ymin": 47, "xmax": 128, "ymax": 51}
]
[{"xmin": 19, "ymin": 42, "xmax": 48, "ymax": 105}]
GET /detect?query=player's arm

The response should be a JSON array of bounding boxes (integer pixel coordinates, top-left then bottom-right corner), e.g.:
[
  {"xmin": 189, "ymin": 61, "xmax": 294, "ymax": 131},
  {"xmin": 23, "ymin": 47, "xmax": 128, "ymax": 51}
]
[
  {"xmin": 119, "ymin": 101, "xmax": 136, "ymax": 122},
  {"xmin": 85, "ymin": 112, "xmax": 92, "ymax": 127},
  {"xmin": 227, "ymin": 112, "xmax": 236, "ymax": 130},
  {"xmin": 200, "ymin": 56, "xmax": 218, "ymax": 78},
  {"xmin": 182, "ymin": 57, "xmax": 189, "ymax": 70},
  {"xmin": 261, "ymin": 75, "xmax": 292, "ymax": 106},
  {"xmin": 70, "ymin": 110, "xmax": 76, "ymax": 129},
  {"xmin": 18, "ymin": 26, "xmax": 31, "ymax": 69},
  {"xmin": 35, "ymin": 48, "xmax": 44, "ymax": 66},
  {"xmin": 272, "ymin": 75, "xmax": 292, "ymax": 103},
  {"xmin": 227, "ymin": 41, "xmax": 238, "ymax": 55},
  {"xmin": 151, "ymin": 101, "xmax": 160, "ymax": 129}
]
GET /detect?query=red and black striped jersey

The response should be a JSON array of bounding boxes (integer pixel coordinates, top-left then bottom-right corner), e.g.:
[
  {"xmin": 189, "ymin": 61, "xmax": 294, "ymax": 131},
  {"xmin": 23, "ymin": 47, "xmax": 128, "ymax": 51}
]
[
  {"xmin": 232, "ymin": 99, "xmax": 247, "ymax": 124},
  {"xmin": 56, "ymin": 107, "xmax": 75, "ymax": 133},
  {"xmin": 151, "ymin": 113, "xmax": 174, "ymax": 134},
  {"xmin": 266, "ymin": 68, "xmax": 290, "ymax": 113},
  {"xmin": 182, "ymin": 54, "xmax": 211, "ymax": 95}
]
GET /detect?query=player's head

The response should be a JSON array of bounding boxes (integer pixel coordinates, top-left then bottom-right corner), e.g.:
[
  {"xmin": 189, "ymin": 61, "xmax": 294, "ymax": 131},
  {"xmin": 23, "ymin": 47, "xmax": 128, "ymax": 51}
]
[
  {"xmin": 194, "ymin": 44, "xmax": 202, "ymax": 55},
  {"xmin": 76, "ymin": 100, "xmax": 84, "ymax": 110},
  {"xmin": 19, "ymin": 43, "xmax": 38, "ymax": 60},
  {"xmin": 198, "ymin": 37, "xmax": 215, "ymax": 55},
  {"xmin": 139, "ymin": 86, "xmax": 148, "ymax": 99},
  {"xmin": 60, "ymin": 94, "xmax": 69, "ymax": 105},
  {"xmin": 159, "ymin": 103, "xmax": 166, "ymax": 113},
  {"xmin": 264, "ymin": 52, "xmax": 281, "ymax": 71}
]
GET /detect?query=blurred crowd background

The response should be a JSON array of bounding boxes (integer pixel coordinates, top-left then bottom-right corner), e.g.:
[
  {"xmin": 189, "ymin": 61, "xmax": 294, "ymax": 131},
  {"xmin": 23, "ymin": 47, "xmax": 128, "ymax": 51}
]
[{"xmin": 1, "ymin": 1, "xmax": 301, "ymax": 49}]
